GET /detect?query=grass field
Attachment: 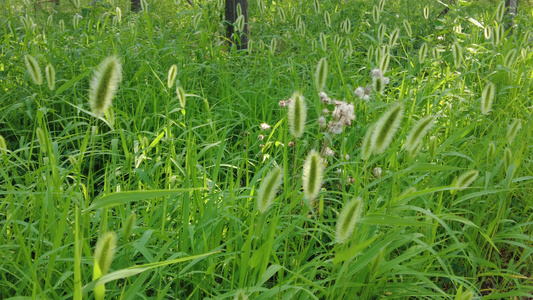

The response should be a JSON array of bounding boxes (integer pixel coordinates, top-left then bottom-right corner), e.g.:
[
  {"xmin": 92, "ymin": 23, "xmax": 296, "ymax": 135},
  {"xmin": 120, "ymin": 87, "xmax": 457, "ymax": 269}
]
[{"xmin": 1, "ymin": 0, "xmax": 533, "ymax": 299}]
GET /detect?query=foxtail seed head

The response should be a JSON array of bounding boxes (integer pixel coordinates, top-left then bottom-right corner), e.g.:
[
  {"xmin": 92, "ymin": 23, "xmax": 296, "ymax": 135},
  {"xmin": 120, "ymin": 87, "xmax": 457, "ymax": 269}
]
[
  {"xmin": 123, "ymin": 213, "xmax": 136, "ymax": 242},
  {"xmin": 419, "ymin": 42, "xmax": 428, "ymax": 64},
  {"xmin": 452, "ymin": 41, "xmax": 462, "ymax": 68},
  {"xmin": 288, "ymin": 91, "xmax": 307, "ymax": 139},
  {"xmin": 234, "ymin": 290, "xmax": 247, "ymax": 300},
  {"xmin": 496, "ymin": 1, "xmax": 505, "ymax": 21},
  {"xmin": 504, "ymin": 147, "xmax": 512, "ymax": 170},
  {"xmin": 36, "ymin": 127, "xmax": 47, "ymax": 154},
  {"xmin": 45, "ymin": 63, "xmax": 55, "ymax": 90},
  {"xmin": 503, "ymin": 48, "xmax": 517, "ymax": 69},
  {"xmin": 24, "ymin": 54, "xmax": 42, "ymax": 85},
  {"xmin": 335, "ymin": 197, "xmax": 363, "ymax": 244},
  {"xmin": 481, "ymin": 82, "xmax": 495, "ymax": 115},
  {"xmin": 324, "ymin": 11, "xmax": 331, "ymax": 27},
  {"xmin": 372, "ymin": 6, "xmax": 380, "ymax": 24},
  {"xmin": 89, "ymin": 56, "xmax": 122, "ymax": 117},
  {"xmin": 404, "ymin": 115, "xmax": 434, "ymax": 157},
  {"xmin": 484, "ymin": 25, "xmax": 492, "ymax": 39},
  {"xmin": 176, "ymin": 86, "xmax": 186, "ymax": 108},
  {"xmin": 168, "ymin": 64, "xmax": 178, "ymax": 88},
  {"xmin": 378, "ymin": 23, "xmax": 387, "ymax": 43},
  {"xmin": 361, "ymin": 124, "xmax": 375, "ymax": 161},
  {"xmin": 389, "ymin": 28, "xmax": 400, "ymax": 48},
  {"xmin": 94, "ymin": 231, "xmax": 116, "ymax": 276},
  {"xmin": 256, "ymin": 167, "xmax": 283, "ymax": 214},
  {"xmin": 507, "ymin": 119, "xmax": 521, "ymax": 145},
  {"xmin": 302, "ymin": 150, "xmax": 323, "ymax": 202},
  {"xmin": 370, "ymin": 102, "xmax": 404, "ymax": 155},
  {"xmin": 424, "ymin": 5, "xmax": 429, "ymax": 19},
  {"xmin": 456, "ymin": 170, "xmax": 478, "ymax": 191},
  {"xmin": 403, "ymin": 20, "xmax": 412, "ymax": 38},
  {"xmin": 429, "ymin": 135, "xmax": 437, "ymax": 159},
  {"xmin": 373, "ymin": 76, "xmax": 385, "ymax": 95},
  {"xmin": 313, "ymin": 0, "xmax": 320, "ymax": 13},
  {"xmin": 315, "ymin": 58, "xmax": 328, "ymax": 92},
  {"xmin": 487, "ymin": 141, "xmax": 496, "ymax": 163},
  {"xmin": 0, "ymin": 135, "xmax": 7, "ymax": 158}
]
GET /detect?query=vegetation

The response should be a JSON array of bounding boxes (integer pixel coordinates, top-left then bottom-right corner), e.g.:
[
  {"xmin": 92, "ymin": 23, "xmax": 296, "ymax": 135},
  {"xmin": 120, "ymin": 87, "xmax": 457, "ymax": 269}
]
[{"xmin": 1, "ymin": 0, "xmax": 533, "ymax": 299}]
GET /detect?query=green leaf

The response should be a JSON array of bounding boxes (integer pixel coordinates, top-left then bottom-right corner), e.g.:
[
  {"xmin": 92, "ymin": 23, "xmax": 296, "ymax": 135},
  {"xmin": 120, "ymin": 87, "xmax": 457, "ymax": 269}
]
[
  {"xmin": 360, "ymin": 213, "xmax": 433, "ymax": 226},
  {"xmin": 333, "ymin": 235, "xmax": 380, "ymax": 264},
  {"xmin": 81, "ymin": 252, "xmax": 217, "ymax": 294},
  {"xmin": 85, "ymin": 188, "xmax": 205, "ymax": 211},
  {"xmin": 55, "ymin": 69, "xmax": 92, "ymax": 95}
]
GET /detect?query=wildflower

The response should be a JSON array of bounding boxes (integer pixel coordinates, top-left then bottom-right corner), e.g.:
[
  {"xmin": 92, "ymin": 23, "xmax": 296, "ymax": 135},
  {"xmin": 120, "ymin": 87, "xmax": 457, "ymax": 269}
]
[
  {"xmin": 324, "ymin": 147, "xmax": 335, "ymax": 157},
  {"xmin": 354, "ymin": 87, "xmax": 365, "ymax": 99},
  {"xmin": 258, "ymin": 134, "xmax": 264, "ymax": 141},
  {"xmin": 260, "ymin": 123, "xmax": 271, "ymax": 130},
  {"xmin": 322, "ymin": 108, "xmax": 329, "ymax": 115},
  {"xmin": 318, "ymin": 116, "xmax": 326, "ymax": 129},
  {"xmin": 345, "ymin": 154, "xmax": 350, "ymax": 160},
  {"xmin": 373, "ymin": 167, "xmax": 382, "ymax": 178},
  {"xmin": 329, "ymin": 121, "xmax": 343, "ymax": 134},
  {"xmin": 288, "ymin": 141, "xmax": 294, "ymax": 147}
]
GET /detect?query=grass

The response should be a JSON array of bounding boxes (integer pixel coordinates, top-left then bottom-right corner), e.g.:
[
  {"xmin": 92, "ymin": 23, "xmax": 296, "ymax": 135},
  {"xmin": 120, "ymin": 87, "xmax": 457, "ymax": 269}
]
[{"xmin": 1, "ymin": 0, "xmax": 533, "ymax": 299}]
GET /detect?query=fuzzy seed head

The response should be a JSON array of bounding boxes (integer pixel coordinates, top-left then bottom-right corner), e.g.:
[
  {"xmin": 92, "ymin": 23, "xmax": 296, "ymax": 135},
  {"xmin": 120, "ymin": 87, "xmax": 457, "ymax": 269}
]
[
  {"xmin": 36, "ymin": 127, "xmax": 47, "ymax": 154},
  {"xmin": 389, "ymin": 28, "xmax": 400, "ymax": 48},
  {"xmin": 404, "ymin": 115, "xmax": 434, "ymax": 156},
  {"xmin": 373, "ymin": 76, "xmax": 385, "ymax": 95},
  {"xmin": 419, "ymin": 43, "xmax": 428, "ymax": 64},
  {"xmin": 372, "ymin": 6, "xmax": 380, "ymax": 24},
  {"xmin": 116, "ymin": 7, "xmax": 122, "ymax": 23},
  {"xmin": 503, "ymin": 48, "xmax": 517, "ymax": 69},
  {"xmin": 319, "ymin": 32, "xmax": 327, "ymax": 51},
  {"xmin": 379, "ymin": 0, "xmax": 386, "ymax": 11},
  {"xmin": 424, "ymin": 5, "xmax": 429, "ymax": 19},
  {"xmin": 403, "ymin": 20, "xmax": 412, "ymax": 37},
  {"xmin": 0, "ymin": 135, "xmax": 7, "ymax": 157},
  {"xmin": 45, "ymin": 63, "xmax": 55, "ymax": 90},
  {"xmin": 361, "ymin": 124, "xmax": 375, "ymax": 160},
  {"xmin": 452, "ymin": 42, "xmax": 462, "ymax": 68},
  {"xmin": 324, "ymin": 11, "xmax": 331, "ymax": 27},
  {"xmin": 193, "ymin": 12, "xmax": 202, "ymax": 29},
  {"xmin": 278, "ymin": 7, "xmax": 286, "ymax": 22},
  {"xmin": 235, "ymin": 15, "xmax": 245, "ymax": 32},
  {"xmin": 176, "ymin": 86, "xmax": 186, "ymax": 108},
  {"xmin": 378, "ymin": 23, "xmax": 387, "ymax": 43},
  {"xmin": 504, "ymin": 147, "xmax": 512, "ymax": 170},
  {"xmin": 94, "ymin": 231, "xmax": 116, "ymax": 276},
  {"xmin": 123, "ymin": 213, "xmax": 136, "ymax": 242},
  {"xmin": 315, "ymin": 58, "xmax": 328, "ymax": 92},
  {"xmin": 335, "ymin": 197, "xmax": 363, "ymax": 244},
  {"xmin": 89, "ymin": 56, "xmax": 122, "ymax": 117},
  {"xmin": 456, "ymin": 170, "xmax": 478, "ymax": 191},
  {"xmin": 270, "ymin": 38, "xmax": 277, "ymax": 54},
  {"xmin": 484, "ymin": 25, "xmax": 492, "ymax": 40},
  {"xmin": 496, "ymin": 1, "xmax": 505, "ymax": 21},
  {"xmin": 257, "ymin": 167, "xmax": 283, "ymax": 214},
  {"xmin": 429, "ymin": 135, "xmax": 437, "ymax": 159},
  {"xmin": 167, "ymin": 64, "xmax": 178, "ymax": 89},
  {"xmin": 313, "ymin": 0, "xmax": 320, "ymax": 13},
  {"xmin": 481, "ymin": 82, "xmax": 495, "ymax": 115},
  {"xmin": 302, "ymin": 150, "xmax": 323, "ymax": 202},
  {"xmin": 24, "ymin": 54, "xmax": 42, "ymax": 85},
  {"xmin": 371, "ymin": 103, "xmax": 404, "ymax": 154},
  {"xmin": 507, "ymin": 119, "xmax": 521, "ymax": 145},
  {"xmin": 487, "ymin": 141, "xmax": 496, "ymax": 162},
  {"xmin": 288, "ymin": 91, "xmax": 307, "ymax": 139},
  {"xmin": 234, "ymin": 290, "xmax": 247, "ymax": 300}
]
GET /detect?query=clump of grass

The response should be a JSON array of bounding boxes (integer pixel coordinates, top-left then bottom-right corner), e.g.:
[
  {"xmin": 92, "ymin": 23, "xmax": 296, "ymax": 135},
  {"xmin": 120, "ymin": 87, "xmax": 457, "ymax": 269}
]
[
  {"xmin": 168, "ymin": 64, "xmax": 178, "ymax": 88},
  {"xmin": 288, "ymin": 91, "xmax": 307, "ymax": 139},
  {"xmin": 404, "ymin": 115, "xmax": 434, "ymax": 159},
  {"xmin": 256, "ymin": 167, "xmax": 283, "ymax": 214},
  {"xmin": 93, "ymin": 232, "xmax": 117, "ymax": 300},
  {"xmin": 335, "ymin": 197, "xmax": 363, "ymax": 244},
  {"xmin": 315, "ymin": 57, "xmax": 328, "ymax": 92},
  {"xmin": 481, "ymin": 82, "xmax": 495, "ymax": 115},
  {"xmin": 89, "ymin": 56, "xmax": 122, "ymax": 117},
  {"xmin": 456, "ymin": 170, "xmax": 479, "ymax": 191},
  {"xmin": 302, "ymin": 150, "xmax": 323, "ymax": 203},
  {"xmin": 370, "ymin": 102, "xmax": 404, "ymax": 155},
  {"xmin": 24, "ymin": 54, "xmax": 42, "ymax": 85},
  {"xmin": 45, "ymin": 63, "xmax": 55, "ymax": 90}
]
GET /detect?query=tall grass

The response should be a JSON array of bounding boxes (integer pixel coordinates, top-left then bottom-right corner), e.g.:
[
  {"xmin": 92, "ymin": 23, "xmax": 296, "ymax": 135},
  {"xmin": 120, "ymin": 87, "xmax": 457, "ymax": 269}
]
[{"xmin": 0, "ymin": 0, "xmax": 533, "ymax": 299}]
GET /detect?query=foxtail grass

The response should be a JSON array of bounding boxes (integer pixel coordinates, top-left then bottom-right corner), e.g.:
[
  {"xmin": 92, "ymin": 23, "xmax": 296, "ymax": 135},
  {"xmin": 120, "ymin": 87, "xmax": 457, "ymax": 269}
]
[
  {"xmin": 372, "ymin": 6, "xmax": 380, "ymax": 24},
  {"xmin": 503, "ymin": 48, "xmax": 517, "ymax": 69},
  {"xmin": 370, "ymin": 102, "xmax": 404, "ymax": 155},
  {"xmin": 456, "ymin": 170, "xmax": 479, "ymax": 191},
  {"xmin": 419, "ymin": 43, "xmax": 428, "ymax": 64},
  {"xmin": 24, "ymin": 54, "xmax": 42, "ymax": 85},
  {"xmin": 288, "ymin": 91, "xmax": 307, "ymax": 139},
  {"xmin": 452, "ymin": 41, "xmax": 462, "ymax": 68},
  {"xmin": 429, "ymin": 135, "xmax": 437, "ymax": 159},
  {"xmin": 123, "ymin": 213, "xmax": 136, "ymax": 242},
  {"xmin": 177, "ymin": 86, "xmax": 186, "ymax": 108},
  {"xmin": 36, "ymin": 127, "xmax": 47, "ymax": 154},
  {"xmin": 324, "ymin": 11, "xmax": 331, "ymax": 28},
  {"xmin": 487, "ymin": 141, "xmax": 496, "ymax": 163},
  {"xmin": 424, "ymin": 5, "xmax": 429, "ymax": 19},
  {"xmin": 389, "ymin": 28, "xmax": 400, "ymax": 48},
  {"xmin": 93, "ymin": 232, "xmax": 117, "ymax": 300},
  {"xmin": 0, "ymin": 135, "xmax": 7, "ymax": 158},
  {"xmin": 315, "ymin": 58, "xmax": 328, "ymax": 92},
  {"xmin": 168, "ymin": 64, "xmax": 178, "ymax": 88},
  {"xmin": 89, "ymin": 56, "xmax": 122, "ymax": 117},
  {"xmin": 335, "ymin": 197, "xmax": 363, "ymax": 244},
  {"xmin": 256, "ymin": 167, "xmax": 283, "ymax": 214},
  {"xmin": 404, "ymin": 115, "xmax": 434, "ymax": 159},
  {"xmin": 403, "ymin": 20, "xmax": 412, "ymax": 37},
  {"xmin": 45, "ymin": 63, "xmax": 55, "ymax": 90},
  {"xmin": 507, "ymin": 119, "xmax": 522, "ymax": 145},
  {"xmin": 302, "ymin": 150, "xmax": 323, "ymax": 203},
  {"xmin": 481, "ymin": 82, "xmax": 495, "ymax": 115},
  {"xmin": 504, "ymin": 147, "xmax": 513, "ymax": 170},
  {"xmin": 361, "ymin": 124, "xmax": 375, "ymax": 161}
]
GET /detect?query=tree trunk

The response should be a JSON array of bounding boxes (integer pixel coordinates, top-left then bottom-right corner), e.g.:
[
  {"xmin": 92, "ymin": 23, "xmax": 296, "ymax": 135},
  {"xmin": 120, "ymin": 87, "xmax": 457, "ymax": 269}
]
[
  {"xmin": 52, "ymin": 0, "xmax": 59, "ymax": 5},
  {"xmin": 505, "ymin": 0, "xmax": 518, "ymax": 35},
  {"xmin": 131, "ymin": 0, "xmax": 141, "ymax": 12},
  {"xmin": 225, "ymin": 0, "xmax": 249, "ymax": 50}
]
